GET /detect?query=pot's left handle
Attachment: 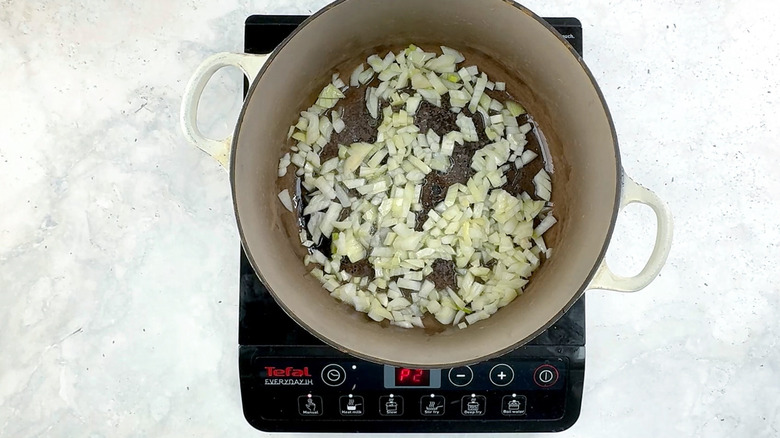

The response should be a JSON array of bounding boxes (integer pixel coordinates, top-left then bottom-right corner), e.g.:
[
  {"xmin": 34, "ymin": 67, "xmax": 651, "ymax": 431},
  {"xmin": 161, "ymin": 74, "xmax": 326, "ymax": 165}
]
[{"xmin": 180, "ymin": 52, "xmax": 269, "ymax": 169}]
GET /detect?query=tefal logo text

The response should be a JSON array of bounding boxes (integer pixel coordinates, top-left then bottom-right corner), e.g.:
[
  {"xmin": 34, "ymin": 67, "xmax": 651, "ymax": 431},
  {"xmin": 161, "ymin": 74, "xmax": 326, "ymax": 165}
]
[{"xmin": 265, "ymin": 366, "xmax": 312, "ymax": 377}]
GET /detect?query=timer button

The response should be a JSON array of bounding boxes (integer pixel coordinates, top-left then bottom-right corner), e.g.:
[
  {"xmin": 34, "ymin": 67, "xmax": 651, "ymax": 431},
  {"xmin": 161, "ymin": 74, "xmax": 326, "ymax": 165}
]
[
  {"xmin": 533, "ymin": 364, "xmax": 559, "ymax": 387},
  {"xmin": 448, "ymin": 366, "xmax": 474, "ymax": 387},
  {"xmin": 489, "ymin": 363, "xmax": 515, "ymax": 386},
  {"xmin": 321, "ymin": 364, "xmax": 346, "ymax": 386}
]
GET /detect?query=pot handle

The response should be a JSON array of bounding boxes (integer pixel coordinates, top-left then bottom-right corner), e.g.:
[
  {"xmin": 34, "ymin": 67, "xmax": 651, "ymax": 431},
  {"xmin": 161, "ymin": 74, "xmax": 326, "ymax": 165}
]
[
  {"xmin": 180, "ymin": 52, "xmax": 269, "ymax": 169},
  {"xmin": 589, "ymin": 173, "xmax": 673, "ymax": 292}
]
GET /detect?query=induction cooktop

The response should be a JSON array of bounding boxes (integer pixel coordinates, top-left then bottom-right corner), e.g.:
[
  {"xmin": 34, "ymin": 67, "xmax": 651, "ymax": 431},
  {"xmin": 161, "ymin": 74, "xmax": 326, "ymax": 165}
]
[{"xmin": 239, "ymin": 15, "xmax": 585, "ymax": 434}]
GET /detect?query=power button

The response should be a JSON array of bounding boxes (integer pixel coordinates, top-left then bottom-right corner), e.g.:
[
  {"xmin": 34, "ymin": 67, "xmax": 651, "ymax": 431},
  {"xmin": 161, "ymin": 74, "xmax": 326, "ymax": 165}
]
[{"xmin": 533, "ymin": 364, "xmax": 559, "ymax": 387}]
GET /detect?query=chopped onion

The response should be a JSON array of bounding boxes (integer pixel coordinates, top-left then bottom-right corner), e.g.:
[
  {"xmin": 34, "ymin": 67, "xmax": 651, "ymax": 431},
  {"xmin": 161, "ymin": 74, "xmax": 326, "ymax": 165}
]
[
  {"xmin": 535, "ymin": 215, "xmax": 557, "ymax": 237},
  {"xmin": 305, "ymin": 112, "xmax": 319, "ymax": 145},
  {"xmin": 468, "ymin": 73, "xmax": 488, "ymax": 113},
  {"xmin": 358, "ymin": 68, "xmax": 375, "ymax": 85},
  {"xmin": 350, "ymin": 63, "xmax": 365, "ymax": 86},
  {"xmin": 332, "ymin": 110, "xmax": 346, "ymax": 133},
  {"xmin": 417, "ymin": 88, "xmax": 441, "ymax": 107},
  {"xmin": 367, "ymin": 54, "xmax": 384, "ymax": 72},
  {"xmin": 440, "ymin": 46, "xmax": 465, "ymax": 62},
  {"xmin": 277, "ymin": 44, "xmax": 555, "ymax": 330},
  {"xmin": 506, "ymin": 100, "xmax": 526, "ymax": 117},
  {"xmin": 319, "ymin": 116, "xmax": 333, "ymax": 141},
  {"xmin": 448, "ymin": 89, "xmax": 471, "ymax": 108},
  {"xmin": 457, "ymin": 67, "xmax": 472, "ymax": 83},
  {"xmin": 425, "ymin": 54, "xmax": 457, "ymax": 73},
  {"xmin": 277, "ymin": 189, "xmax": 293, "ymax": 212},
  {"xmin": 533, "ymin": 169, "xmax": 552, "ymax": 201},
  {"xmin": 278, "ymin": 153, "xmax": 290, "ymax": 177},
  {"xmin": 315, "ymin": 84, "xmax": 345, "ymax": 109},
  {"xmin": 397, "ymin": 278, "xmax": 422, "ymax": 291},
  {"xmin": 520, "ymin": 149, "xmax": 538, "ymax": 165},
  {"xmin": 435, "ymin": 305, "xmax": 456, "ymax": 325},
  {"xmin": 456, "ymin": 112, "xmax": 478, "ymax": 142},
  {"xmin": 387, "ymin": 297, "xmax": 412, "ymax": 310},
  {"xmin": 489, "ymin": 99, "xmax": 505, "ymax": 112},
  {"xmin": 344, "ymin": 142, "xmax": 374, "ymax": 173},
  {"xmin": 426, "ymin": 71, "xmax": 449, "ymax": 95},
  {"xmin": 366, "ymin": 87, "xmax": 380, "ymax": 119}
]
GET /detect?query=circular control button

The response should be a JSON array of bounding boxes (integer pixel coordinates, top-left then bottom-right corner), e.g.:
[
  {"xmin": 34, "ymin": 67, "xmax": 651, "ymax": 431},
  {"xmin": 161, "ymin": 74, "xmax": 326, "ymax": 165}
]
[
  {"xmin": 489, "ymin": 364, "xmax": 515, "ymax": 386},
  {"xmin": 321, "ymin": 364, "xmax": 346, "ymax": 386},
  {"xmin": 448, "ymin": 366, "xmax": 474, "ymax": 387},
  {"xmin": 533, "ymin": 364, "xmax": 559, "ymax": 387}
]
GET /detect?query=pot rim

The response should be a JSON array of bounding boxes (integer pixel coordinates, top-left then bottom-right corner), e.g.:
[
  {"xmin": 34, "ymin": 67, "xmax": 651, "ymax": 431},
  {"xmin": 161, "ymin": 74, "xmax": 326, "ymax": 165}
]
[{"xmin": 229, "ymin": 0, "xmax": 622, "ymax": 367}]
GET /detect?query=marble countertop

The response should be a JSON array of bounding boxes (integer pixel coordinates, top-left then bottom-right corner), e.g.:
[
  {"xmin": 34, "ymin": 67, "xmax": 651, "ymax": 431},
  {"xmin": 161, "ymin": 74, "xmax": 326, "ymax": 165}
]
[{"xmin": 2, "ymin": 0, "xmax": 778, "ymax": 437}]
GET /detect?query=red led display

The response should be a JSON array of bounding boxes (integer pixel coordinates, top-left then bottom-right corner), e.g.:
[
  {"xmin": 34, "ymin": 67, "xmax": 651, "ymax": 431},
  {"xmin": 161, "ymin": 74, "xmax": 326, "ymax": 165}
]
[{"xmin": 394, "ymin": 368, "xmax": 430, "ymax": 386}]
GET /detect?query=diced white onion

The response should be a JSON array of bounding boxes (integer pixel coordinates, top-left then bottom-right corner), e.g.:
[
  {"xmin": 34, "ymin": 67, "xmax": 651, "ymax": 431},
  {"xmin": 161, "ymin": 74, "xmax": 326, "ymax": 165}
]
[
  {"xmin": 276, "ymin": 44, "xmax": 556, "ymax": 330},
  {"xmin": 533, "ymin": 169, "xmax": 552, "ymax": 201},
  {"xmin": 506, "ymin": 100, "xmax": 526, "ymax": 117},
  {"xmin": 350, "ymin": 63, "xmax": 365, "ymax": 87},
  {"xmin": 305, "ymin": 112, "xmax": 319, "ymax": 145},
  {"xmin": 277, "ymin": 189, "xmax": 293, "ymax": 212},
  {"xmin": 468, "ymin": 73, "xmax": 488, "ymax": 113},
  {"xmin": 366, "ymin": 87, "xmax": 379, "ymax": 119},
  {"xmin": 278, "ymin": 153, "xmax": 290, "ymax": 177},
  {"xmin": 520, "ymin": 150, "xmax": 538, "ymax": 165},
  {"xmin": 535, "ymin": 215, "xmax": 557, "ymax": 236},
  {"xmin": 440, "ymin": 46, "xmax": 465, "ymax": 63},
  {"xmin": 332, "ymin": 115, "xmax": 346, "ymax": 133},
  {"xmin": 358, "ymin": 68, "xmax": 374, "ymax": 85}
]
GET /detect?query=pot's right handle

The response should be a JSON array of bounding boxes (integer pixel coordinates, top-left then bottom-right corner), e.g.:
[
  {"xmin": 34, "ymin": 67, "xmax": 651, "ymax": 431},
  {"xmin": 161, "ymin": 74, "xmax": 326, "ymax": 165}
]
[
  {"xmin": 589, "ymin": 173, "xmax": 673, "ymax": 292},
  {"xmin": 180, "ymin": 52, "xmax": 268, "ymax": 169}
]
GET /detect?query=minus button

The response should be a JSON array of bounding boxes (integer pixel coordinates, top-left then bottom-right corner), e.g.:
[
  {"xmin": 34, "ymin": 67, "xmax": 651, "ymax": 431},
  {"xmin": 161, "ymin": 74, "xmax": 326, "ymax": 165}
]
[{"xmin": 448, "ymin": 366, "xmax": 473, "ymax": 387}]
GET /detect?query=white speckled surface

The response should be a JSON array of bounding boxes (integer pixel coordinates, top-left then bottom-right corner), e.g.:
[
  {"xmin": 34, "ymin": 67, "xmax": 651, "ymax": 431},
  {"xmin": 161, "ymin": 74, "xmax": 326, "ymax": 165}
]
[{"xmin": 2, "ymin": 0, "xmax": 779, "ymax": 437}]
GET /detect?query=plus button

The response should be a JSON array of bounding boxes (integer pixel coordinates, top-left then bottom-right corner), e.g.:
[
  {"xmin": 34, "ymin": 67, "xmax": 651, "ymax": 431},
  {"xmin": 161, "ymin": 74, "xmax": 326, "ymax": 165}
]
[{"xmin": 489, "ymin": 364, "xmax": 515, "ymax": 387}]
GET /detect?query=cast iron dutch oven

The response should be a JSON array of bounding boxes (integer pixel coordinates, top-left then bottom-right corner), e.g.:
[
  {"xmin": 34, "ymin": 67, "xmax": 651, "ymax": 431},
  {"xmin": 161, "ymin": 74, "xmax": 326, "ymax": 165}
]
[{"xmin": 180, "ymin": 0, "xmax": 673, "ymax": 368}]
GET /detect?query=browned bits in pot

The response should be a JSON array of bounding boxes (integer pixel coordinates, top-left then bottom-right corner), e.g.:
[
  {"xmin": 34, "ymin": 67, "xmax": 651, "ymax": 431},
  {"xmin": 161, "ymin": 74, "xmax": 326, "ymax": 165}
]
[
  {"xmin": 412, "ymin": 93, "xmax": 547, "ymax": 231},
  {"xmin": 413, "ymin": 95, "xmax": 459, "ymax": 137},
  {"xmin": 427, "ymin": 258, "xmax": 458, "ymax": 291},
  {"xmin": 320, "ymin": 85, "xmax": 380, "ymax": 163},
  {"xmin": 340, "ymin": 257, "xmax": 375, "ymax": 280},
  {"xmin": 338, "ymin": 207, "xmax": 351, "ymax": 221},
  {"xmin": 319, "ymin": 142, "xmax": 339, "ymax": 163}
]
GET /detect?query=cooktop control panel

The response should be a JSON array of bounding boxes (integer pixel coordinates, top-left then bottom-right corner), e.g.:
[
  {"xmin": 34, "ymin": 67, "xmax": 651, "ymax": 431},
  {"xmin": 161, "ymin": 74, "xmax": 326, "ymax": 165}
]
[
  {"xmin": 239, "ymin": 345, "xmax": 582, "ymax": 433},
  {"xmin": 243, "ymin": 355, "xmax": 565, "ymax": 419}
]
